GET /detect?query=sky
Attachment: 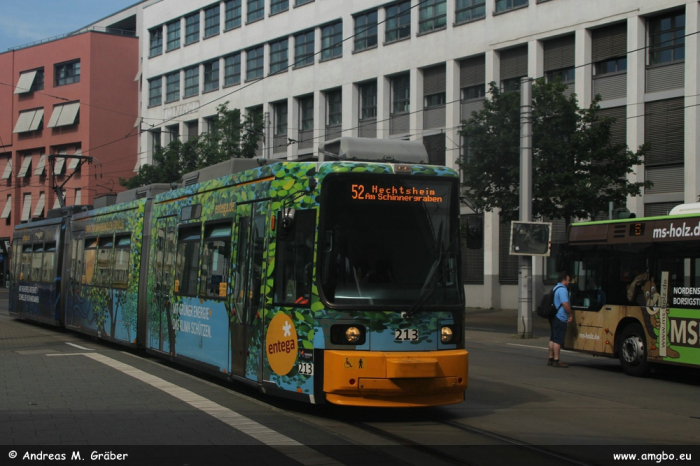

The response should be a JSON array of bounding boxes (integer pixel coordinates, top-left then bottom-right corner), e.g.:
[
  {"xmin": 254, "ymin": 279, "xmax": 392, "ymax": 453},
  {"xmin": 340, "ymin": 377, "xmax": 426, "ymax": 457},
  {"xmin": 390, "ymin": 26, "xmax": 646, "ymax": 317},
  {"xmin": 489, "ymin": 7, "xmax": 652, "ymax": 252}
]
[{"xmin": 0, "ymin": 0, "xmax": 140, "ymax": 52}]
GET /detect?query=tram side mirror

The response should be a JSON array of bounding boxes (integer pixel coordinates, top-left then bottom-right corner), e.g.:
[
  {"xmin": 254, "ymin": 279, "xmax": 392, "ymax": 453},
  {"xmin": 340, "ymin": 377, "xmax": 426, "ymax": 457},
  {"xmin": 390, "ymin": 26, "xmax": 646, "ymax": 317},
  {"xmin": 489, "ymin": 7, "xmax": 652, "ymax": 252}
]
[
  {"xmin": 465, "ymin": 216, "xmax": 483, "ymax": 250},
  {"xmin": 281, "ymin": 208, "xmax": 296, "ymax": 231},
  {"xmin": 324, "ymin": 231, "xmax": 333, "ymax": 252}
]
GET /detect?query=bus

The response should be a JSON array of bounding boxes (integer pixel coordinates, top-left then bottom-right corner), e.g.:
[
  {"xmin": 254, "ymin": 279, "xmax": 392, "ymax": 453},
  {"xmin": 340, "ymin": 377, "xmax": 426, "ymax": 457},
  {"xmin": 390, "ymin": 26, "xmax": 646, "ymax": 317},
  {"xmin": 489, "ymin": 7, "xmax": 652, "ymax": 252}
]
[
  {"xmin": 563, "ymin": 205, "xmax": 700, "ymax": 376},
  {"xmin": 9, "ymin": 137, "xmax": 468, "ymax": 407}
]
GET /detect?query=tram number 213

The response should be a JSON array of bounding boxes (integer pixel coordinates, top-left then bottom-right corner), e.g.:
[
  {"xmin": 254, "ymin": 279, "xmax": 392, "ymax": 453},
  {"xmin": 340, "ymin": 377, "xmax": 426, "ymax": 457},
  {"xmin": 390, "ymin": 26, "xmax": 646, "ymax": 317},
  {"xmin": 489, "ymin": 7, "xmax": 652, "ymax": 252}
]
[
  {"xmin": 298, "ymin": 362, "xmax": 314, "ymax": 376},
  {"xmin": 395, "ymin": 329, "xmax": 419, "ymax": 341}
]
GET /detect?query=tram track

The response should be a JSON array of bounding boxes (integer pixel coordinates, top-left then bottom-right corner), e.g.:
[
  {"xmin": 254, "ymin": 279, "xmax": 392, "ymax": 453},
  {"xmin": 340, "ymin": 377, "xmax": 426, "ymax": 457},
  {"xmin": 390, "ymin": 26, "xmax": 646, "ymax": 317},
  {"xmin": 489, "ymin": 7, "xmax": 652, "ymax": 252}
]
[{"xmin": 331, "ymin": 409, "xmax": 599, "ymax": 466}]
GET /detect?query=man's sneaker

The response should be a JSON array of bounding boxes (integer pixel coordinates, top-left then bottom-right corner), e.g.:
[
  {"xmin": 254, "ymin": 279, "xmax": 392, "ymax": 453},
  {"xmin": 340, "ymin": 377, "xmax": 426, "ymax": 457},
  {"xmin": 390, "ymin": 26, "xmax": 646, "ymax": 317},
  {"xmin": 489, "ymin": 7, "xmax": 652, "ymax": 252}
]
[
  {"xmin": 552, "ymin": 360, "xmax": 569, "ymax": 368},
  {"xmin": 547, "ymin": 358, "xmax": 553, "ymax": 366}
]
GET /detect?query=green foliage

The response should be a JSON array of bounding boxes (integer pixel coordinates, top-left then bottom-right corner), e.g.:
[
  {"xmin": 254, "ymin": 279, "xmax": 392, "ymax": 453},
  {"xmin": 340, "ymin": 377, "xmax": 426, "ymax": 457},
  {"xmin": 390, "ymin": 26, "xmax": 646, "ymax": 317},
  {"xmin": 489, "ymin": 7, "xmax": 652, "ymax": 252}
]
[
  {"xmin": 120, "ymin": 103, "xmax": 264, "ymax": 189},
  {"xmin": 459, "ymin": 79, "xmax": 651, "ymax": 225}
]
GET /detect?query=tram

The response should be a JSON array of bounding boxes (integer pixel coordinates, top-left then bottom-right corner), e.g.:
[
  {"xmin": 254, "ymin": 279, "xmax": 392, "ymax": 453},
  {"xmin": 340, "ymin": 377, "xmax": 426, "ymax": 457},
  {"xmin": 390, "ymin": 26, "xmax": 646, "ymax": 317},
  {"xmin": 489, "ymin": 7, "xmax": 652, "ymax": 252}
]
[{"xmin": 9, "ymin": 137, "xmax": 468, "ymax": 407}]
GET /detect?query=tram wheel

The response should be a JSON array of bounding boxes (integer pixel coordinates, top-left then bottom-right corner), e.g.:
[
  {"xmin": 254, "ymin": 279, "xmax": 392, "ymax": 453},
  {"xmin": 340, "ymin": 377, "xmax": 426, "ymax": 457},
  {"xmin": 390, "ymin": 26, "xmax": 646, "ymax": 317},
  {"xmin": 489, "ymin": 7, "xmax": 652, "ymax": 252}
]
[{"xmin": 618, "ymin": 323, "xmax": 650, "ymax": 377}]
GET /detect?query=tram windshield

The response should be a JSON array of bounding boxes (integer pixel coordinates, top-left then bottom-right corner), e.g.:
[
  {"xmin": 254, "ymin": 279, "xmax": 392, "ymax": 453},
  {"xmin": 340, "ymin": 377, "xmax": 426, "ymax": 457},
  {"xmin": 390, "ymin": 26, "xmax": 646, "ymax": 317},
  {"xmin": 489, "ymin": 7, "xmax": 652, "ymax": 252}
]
[{"xmin": 319, "ymin": 173, "xmax": 463, "ymax": 308}]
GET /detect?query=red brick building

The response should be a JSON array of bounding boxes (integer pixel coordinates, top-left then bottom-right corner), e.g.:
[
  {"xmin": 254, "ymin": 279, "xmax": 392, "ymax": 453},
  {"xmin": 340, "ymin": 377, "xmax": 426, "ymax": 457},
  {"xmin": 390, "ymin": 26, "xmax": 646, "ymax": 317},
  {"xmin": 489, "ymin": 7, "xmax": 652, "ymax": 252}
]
[{"xmin": 0, "ymin": 30, "xmax": 139, "ymax": 278}]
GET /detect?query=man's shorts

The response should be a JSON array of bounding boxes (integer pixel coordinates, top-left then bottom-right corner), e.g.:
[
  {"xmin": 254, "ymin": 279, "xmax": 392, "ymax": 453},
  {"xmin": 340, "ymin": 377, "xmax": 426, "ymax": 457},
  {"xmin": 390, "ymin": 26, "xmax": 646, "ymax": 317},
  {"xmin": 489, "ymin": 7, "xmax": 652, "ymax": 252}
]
[{"xmin": 549, "ymin": 317, "xmax": 567, "ymax": 345}]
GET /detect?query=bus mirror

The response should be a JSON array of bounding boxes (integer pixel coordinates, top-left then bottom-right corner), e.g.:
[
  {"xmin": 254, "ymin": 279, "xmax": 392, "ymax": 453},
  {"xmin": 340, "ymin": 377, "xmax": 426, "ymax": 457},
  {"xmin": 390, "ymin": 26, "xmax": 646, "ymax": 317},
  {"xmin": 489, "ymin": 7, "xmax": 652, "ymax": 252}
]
[
  {"xmin": 465, "ymin": 216, "xmax": 483, "ymax": 250},
  {"xmin": 281, "ymin": 208, "xmax": 296, "ymax": 231},
  {"xmin": 555, "ymin": 251, "xmax": 567, "ymax": 272}
]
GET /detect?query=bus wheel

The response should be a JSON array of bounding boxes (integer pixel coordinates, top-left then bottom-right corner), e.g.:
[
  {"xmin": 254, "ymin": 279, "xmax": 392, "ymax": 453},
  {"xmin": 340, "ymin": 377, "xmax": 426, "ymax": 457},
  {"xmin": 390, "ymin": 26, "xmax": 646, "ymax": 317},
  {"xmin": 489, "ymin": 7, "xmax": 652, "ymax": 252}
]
[{"xmin": 619, "ymin": 323, "xmax": 650, "ymax": 377}]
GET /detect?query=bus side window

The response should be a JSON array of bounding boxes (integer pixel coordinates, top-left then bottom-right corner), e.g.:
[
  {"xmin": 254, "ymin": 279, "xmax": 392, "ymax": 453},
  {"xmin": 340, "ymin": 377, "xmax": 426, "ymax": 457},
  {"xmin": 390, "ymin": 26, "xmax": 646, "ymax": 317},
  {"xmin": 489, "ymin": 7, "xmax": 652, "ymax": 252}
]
[{"xmin": 570, "ymin": 257, "xmax": 605, "ymax": 311}]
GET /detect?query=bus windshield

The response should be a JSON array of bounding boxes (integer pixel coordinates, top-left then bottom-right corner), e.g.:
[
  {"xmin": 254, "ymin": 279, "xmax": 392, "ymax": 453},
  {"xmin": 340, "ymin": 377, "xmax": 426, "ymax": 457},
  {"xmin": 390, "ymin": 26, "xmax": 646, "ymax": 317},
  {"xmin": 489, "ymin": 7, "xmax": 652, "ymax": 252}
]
[{"xmin": 319, "ymin": 173, "xmax": 463, "ymax": 308}]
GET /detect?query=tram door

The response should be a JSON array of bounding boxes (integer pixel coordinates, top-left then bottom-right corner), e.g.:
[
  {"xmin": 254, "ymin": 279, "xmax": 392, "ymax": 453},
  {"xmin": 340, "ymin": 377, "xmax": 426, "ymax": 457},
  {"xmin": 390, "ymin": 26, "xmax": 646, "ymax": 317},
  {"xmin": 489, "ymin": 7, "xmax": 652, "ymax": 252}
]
[
  {"xmin": 153, "ymin": 216, "xmax": 177, "ymax": 354},
  {"xmin": 231, "ymin": 201, "xmax": 270, "ymax": 381}
]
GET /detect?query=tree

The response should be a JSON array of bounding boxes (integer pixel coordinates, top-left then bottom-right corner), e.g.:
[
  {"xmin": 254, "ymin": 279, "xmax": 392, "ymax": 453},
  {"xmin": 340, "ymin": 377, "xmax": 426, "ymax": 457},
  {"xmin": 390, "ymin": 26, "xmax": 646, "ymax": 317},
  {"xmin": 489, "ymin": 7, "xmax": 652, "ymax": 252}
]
[
  {"xmin": 459, "ymin": 79, "xmax": 651, "ymax": 225},
  {"xmin": 120, "ymin": 103, "xmax": 264, "ymax": 189}
]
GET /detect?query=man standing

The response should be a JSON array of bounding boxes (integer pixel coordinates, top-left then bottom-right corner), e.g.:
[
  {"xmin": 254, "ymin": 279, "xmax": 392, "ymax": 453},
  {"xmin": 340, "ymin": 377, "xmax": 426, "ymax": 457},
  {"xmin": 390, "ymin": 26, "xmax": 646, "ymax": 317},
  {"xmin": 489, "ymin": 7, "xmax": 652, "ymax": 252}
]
[{"xmin": 548, "ymin": 271, "xmax": 572, "ymax": 368}]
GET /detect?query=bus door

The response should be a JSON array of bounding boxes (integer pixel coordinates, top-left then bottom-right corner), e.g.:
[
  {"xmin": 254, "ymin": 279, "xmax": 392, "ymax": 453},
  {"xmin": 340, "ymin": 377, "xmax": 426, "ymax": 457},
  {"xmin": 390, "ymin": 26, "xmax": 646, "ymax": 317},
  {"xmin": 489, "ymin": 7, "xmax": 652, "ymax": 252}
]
[
  {"xmin": 231, "ymin": 201, "xmax": 270, "ymax": 381},
  {"xmin": 153, "ymin": 216, "xmax": 177, "ymax": 354}
]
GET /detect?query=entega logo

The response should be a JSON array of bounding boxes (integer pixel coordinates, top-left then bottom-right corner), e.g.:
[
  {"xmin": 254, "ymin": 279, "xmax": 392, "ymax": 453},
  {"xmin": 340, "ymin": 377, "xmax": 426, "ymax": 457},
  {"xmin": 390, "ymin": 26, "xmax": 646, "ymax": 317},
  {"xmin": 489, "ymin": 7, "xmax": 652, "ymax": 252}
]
[{"xmin": 266, "ymin": 313, "xmax": 298, "ymax": 375}]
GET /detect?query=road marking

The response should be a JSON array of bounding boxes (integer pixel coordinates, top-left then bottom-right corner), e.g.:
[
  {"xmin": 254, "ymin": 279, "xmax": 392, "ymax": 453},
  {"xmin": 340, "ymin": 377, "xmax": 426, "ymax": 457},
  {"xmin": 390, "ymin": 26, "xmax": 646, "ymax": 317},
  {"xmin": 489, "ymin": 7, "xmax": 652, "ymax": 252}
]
[
  {"xmin": 81, "ymin": 353, "xmax": 341, "ymax": 466},
  {"xmin": 507, "ymin": 343, "xmax": 574, "ymax": 353},
  {"xmin": 66, "ymin": 342, "xmax": 93, "ymax": 350}
]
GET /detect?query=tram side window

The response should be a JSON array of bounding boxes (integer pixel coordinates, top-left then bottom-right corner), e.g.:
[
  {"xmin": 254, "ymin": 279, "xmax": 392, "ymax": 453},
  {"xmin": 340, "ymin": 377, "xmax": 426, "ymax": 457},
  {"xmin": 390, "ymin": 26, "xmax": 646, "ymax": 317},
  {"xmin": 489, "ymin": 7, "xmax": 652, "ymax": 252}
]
[
  {"xmin": 42, "ymin": 242, "xmax": 56, "ymax": 283},
  {"xmin": 570, "ymin": 255, "xmax": 607, "ymax": 311},
  {"xmin": 31, "ymin": 244, "xmax": 44, "ymax": 282},
  {"xmin": 21, "ymin": 244, "xmax": 32, "ymax": 281},
  {"xmin": 73, "ymin": 239, "xmax": 84, "ymax": 284},
  {"xmin": 93, "ymin": 237, "xmax": 114, "ymax": 287},
  {"xmin": 175, "ymin": 226, "xmax": 201, "ymax": 296},
  {"xmin": 200, "ymin": 223, "xmax": 231, "ymax": 299},
  {"xmin": 274, "ymin": 210, "xmax": 315, "ymax": 306},
  {"xmin": 113, "ymin": 235, "xmax": 131, "ymax": 289},
  {"xmin": 11, "ymin": 240, "xmax": 20, "ymax": 282},
  {"xmin": 83, "ymin": 238, "xmax": 98, "ymax": 285}
]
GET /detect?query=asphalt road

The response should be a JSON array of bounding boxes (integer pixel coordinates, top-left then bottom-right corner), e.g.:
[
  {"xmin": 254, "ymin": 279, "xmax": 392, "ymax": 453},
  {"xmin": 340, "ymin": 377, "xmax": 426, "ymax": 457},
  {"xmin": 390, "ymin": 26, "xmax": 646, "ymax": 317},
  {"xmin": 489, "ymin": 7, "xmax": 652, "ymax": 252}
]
[{"xmin": 1, "ymin": 293, "xmax": 698, "ymax": 466}]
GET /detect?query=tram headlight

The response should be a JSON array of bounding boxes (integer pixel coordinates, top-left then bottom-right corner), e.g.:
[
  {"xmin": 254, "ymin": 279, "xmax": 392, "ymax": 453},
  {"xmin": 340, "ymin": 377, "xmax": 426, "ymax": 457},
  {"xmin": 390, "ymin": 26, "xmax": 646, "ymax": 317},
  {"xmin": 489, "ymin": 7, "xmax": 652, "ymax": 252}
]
[
  {"xmin": 441, "ymin": 326, "xmax": 453, "ymax": 343},
  {"xmin": 330, "ymin": 324, "xmax": 366, "ymax": 345},
  {"xmin": 345, "ymin": 327, "xmax": 361, "ymax": 343},
  {"xmin": 440, "ymin": 325, "xmax": 461, "ymax": 344}
]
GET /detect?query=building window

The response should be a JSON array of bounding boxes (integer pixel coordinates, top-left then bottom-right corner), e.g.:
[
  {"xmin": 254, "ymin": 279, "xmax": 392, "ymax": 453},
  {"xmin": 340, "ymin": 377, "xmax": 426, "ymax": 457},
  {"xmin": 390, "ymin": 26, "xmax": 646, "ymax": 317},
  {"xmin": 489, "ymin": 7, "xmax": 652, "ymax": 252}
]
[
  {"xmin": 275, "ymin": 102, "xmax": 288, "ymax": 136},
  {"xmin": 299, "ymin": 96, "xmax": 314, "ymax": 131},
  {"xmin": 327, "ymin": 90, "xmax": 342, "ymax": 125},
  {"xmin": 167, "ymin": 20, "xmax": 181, "ymax": 50},
  {"xmin": 15, "ymin": 69, "xmax": 44, "ymax": 94},
  {"xmin": 204, "ymin": 5, "xmax": 220, "ymax": 37},
  {"xmin": 501, "ymin": 77, "xmax": 522, "ymax": 92},
  {"xmin": 166, "ymin": 72, "xmax": 180, "ymax": 102},
  {"xmin": 246, "ymin": 46, "xmax": 264, "ymax": 81},
  {"xmin": 354, "ymin": 10, "xmax": 378, "ymax": 51},
  {"xmin": 649, "ymin": 12, "xmax": 685, "ymax": 66},
  {"xmin": 270, "ymin": 39, "xmax": 289, "ymax": 75},
  {"xmin": 455, "ymin": 0, "xmax": 485, "ymax": 24},
  {"xmin": 149, "ymin": 27, "xmax": 163, "ymax": 57},
  {"xmin": 225, "ymin": 0, "xmax": 242, "ymax": 29},
  {"xmin": 224, "ymin": 53, "xmax": 241, "ymax": 86},
  {"xmin": 495, "ymin": 0, "xmax": 527, "ymax": 13},
  {"xmin": 185, "ymin": 13, "xmax": 200, "ymax": 44},
  {"xmin": 360, "ymin": 81, "xmax": 377, "ymax": 119},
  {"xmin": 595, "ymin": 57, "xmax": 627, "ymax": 76},
  {"xmin": 294, "ymin": 30, "xmax": 314, "ymax": 67},
  {"xmin": 148, "ymin": 78, "xmax": 162, "ymax": 107},
  {"xmin": 462, "ymin": 84, "xmax": 485, "ymax": 101},
  {"xmin": 184, "ymin": 66, "xmax": 199, "ymax": 97},
  {"xmin": 391, "ymin": 74, "xmax": 410, "ymax": 114},
  {"xmin": 546, "ymin": 68, "xmax": 575, "ymax": 84},
  {"xmin": 419, "ymin": 0, "xmax": 446, "ymax": 34},
  {"xmin": 385, "ymin": 1, "xmax": 411, "ymax": 43},
  {"xmin": 425, "ymin": 92, "xmax": 446, "ymax": 108},
  {"xmin": 55, "ymin": 60, "xmax": 80, "ymax": 86},
  {"xmin": 204, "ymin": 60, "xmax": 220, "ymax": 92},
  {"xmin": 321, "ymin": 21, "xmax": 343, "ymax": 60},
  {"xmin": 295, "ymin": 0, "xmax": 313, "ymax": 5},
  {"xmin": 247, "ymin": 0, "xmax": 264, "ymax": 23},
  {"xmin": 271, "ymin": 0, "xmax": 289, "ymax": 14}
]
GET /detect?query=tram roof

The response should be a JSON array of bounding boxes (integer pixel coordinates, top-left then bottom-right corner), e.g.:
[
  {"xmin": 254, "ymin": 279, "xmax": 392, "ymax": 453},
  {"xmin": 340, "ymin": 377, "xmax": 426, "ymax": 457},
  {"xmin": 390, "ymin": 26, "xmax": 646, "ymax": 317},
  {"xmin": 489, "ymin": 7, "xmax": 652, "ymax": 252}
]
[{"xmin": 319, "ymin": 137, "xmax": 428, "ymax": 164}]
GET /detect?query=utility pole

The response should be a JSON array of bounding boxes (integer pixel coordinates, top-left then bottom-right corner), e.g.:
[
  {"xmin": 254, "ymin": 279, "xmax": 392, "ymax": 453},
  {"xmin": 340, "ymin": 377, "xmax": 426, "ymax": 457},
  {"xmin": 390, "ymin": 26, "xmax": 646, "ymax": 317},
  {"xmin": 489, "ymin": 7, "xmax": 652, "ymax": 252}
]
[{"xmin": 517, "ymin": 77, "xmax": 533, "ymax": 339}]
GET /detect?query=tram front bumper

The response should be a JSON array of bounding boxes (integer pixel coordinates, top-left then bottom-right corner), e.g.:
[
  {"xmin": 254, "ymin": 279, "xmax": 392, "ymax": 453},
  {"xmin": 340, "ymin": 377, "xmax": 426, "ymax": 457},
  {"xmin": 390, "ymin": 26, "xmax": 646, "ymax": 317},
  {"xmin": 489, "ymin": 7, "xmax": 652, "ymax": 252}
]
[{"xmin": 323, "ymin": 349, "xmax": 468, "ymax": 407}]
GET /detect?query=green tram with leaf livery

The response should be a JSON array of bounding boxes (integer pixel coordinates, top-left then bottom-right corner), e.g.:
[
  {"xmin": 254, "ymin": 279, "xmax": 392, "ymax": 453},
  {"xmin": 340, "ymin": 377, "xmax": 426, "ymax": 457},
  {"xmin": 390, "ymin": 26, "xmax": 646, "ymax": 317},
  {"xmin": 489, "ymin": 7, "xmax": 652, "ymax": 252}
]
[{"xmin": 9, "ymin": 138, "xmax": 468, "ymax": 407}]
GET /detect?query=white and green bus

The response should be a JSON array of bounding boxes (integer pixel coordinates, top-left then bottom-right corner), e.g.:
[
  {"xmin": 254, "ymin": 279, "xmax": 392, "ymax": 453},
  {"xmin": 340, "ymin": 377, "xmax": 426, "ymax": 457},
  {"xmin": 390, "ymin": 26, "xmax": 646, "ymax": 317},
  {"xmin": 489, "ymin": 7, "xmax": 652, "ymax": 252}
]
[{"xmin": 563, "ymin": 204, "xmax": 700, "ymax": 376}]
